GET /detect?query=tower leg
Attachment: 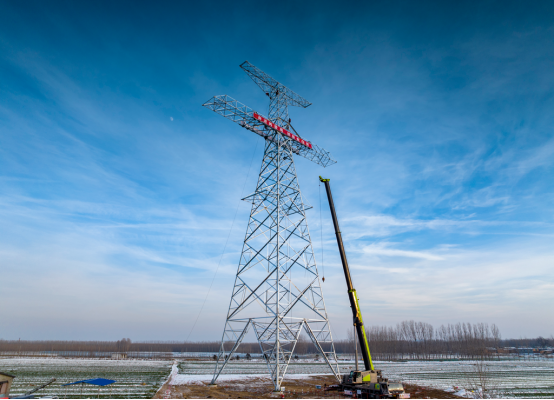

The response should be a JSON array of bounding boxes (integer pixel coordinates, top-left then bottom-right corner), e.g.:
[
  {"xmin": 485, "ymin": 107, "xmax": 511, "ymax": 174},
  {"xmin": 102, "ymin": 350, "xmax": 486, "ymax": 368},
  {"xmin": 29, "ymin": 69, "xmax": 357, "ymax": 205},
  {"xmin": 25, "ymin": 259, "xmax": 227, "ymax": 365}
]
[
  {"xmin": 211, "ymin": 319, "xmax": 251, "ymax": 384},
  {"xmin": 304, "ymin": 320, "xmax": 341, "ymax": 380}
]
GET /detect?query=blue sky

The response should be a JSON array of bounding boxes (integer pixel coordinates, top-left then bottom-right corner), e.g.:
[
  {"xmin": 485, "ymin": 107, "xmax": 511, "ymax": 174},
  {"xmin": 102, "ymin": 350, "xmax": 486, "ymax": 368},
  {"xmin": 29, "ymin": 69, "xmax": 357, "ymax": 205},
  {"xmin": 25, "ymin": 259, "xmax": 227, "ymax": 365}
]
[{"xmin": 1, "ymin": 0, "xmax": 553, "ymax": 341}]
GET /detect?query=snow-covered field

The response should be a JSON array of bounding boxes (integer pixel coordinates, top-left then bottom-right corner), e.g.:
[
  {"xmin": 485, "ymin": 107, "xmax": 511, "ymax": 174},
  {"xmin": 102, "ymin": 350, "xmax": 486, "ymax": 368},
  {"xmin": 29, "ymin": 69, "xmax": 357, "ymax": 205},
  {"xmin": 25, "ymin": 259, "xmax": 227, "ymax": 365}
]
[
  {"xmin": 178, "ymin": 359, "xmax": 554, "ymax": 398},
  {"xmin": 1, "ymin": 357, "xmax": 552, "ymax": 398},
  {"xmin": 376, "ymin": 359, "xmax": 554, "ymax": 398},
  {"xmin": 0, "ymin": 358, "xmax": 172, "ymax": 398}
]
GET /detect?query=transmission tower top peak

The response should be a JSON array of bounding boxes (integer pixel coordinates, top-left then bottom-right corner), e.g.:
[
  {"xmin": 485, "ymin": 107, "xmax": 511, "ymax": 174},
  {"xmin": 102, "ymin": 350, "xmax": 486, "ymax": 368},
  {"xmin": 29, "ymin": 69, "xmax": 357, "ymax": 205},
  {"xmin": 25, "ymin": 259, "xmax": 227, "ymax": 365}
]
[
  {"xmin": 202, "ymin": 62, "xmax": 336, "ymax": 167},
  {"xmin": 240, "ymin": 61, "xmax": 312, "ymax": 108}
]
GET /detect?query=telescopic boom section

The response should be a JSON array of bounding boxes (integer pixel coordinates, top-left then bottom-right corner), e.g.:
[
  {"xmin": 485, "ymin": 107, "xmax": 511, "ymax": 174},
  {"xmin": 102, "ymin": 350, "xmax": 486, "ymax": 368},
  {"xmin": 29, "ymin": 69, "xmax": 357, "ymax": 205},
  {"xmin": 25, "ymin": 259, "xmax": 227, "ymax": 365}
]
[{"xmin": 319, "ymin": 176, "xmax": 375, "ymax": 372}]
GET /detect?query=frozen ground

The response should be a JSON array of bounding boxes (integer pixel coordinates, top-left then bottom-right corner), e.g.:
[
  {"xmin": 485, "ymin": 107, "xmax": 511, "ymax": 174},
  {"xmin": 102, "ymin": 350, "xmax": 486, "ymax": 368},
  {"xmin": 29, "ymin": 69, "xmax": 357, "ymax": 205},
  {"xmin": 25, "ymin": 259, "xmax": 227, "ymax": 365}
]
[
  {"xmin": 178, "ymin": 359, "xmax": 554, "ymax": 398},
  {"xmin": 1, "ymin": 357, "xmax": 552, "ymax": 398},
  {"xmin": 377, "ymin": 359, "xmax": 554, "ymax": 398},
  {"xmin": 170, "ymin": 373, "xmax": 321, "ymax": 386},
  {"xmin": 0, "ymin": 358, "xmax": 172, "ymax": 398}
]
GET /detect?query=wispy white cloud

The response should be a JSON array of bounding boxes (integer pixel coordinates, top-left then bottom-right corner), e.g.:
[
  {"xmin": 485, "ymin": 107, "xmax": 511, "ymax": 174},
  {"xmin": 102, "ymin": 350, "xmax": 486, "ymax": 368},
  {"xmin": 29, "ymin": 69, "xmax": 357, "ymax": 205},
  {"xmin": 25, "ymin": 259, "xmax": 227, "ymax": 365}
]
[
  {"xmin": 361, "ymin": 242, "xmax": 444, "ymax": 261},
  {"xmin": 341, "ymin": 214, "xmax": 489, "ymax": 238},
  {"xmin": 319, "ymin": 237, "xmax": 554, "ymax": 338},
  {"xmin": 1, "ymin": 3, "xmax": 554, "ymax": 341}
]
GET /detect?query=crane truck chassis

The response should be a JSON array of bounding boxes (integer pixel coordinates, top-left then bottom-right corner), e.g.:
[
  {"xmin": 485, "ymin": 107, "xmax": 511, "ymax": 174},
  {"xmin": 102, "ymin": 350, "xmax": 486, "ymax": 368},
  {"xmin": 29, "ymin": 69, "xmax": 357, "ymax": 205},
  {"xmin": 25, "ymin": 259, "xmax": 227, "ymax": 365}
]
[{"xmin": 319, "ymin": 176, "xmax": 406, "ymax": 399}]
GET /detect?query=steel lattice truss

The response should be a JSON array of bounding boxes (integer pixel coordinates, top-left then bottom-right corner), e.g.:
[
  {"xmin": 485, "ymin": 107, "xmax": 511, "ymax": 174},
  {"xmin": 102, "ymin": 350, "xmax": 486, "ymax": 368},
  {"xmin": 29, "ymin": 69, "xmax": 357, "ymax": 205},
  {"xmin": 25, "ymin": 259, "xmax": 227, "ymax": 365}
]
[
  {"xmin": 203, "ymin": 95, "xmax": 336, "ymax": 168},
  {"xmin": 240, "ymin": 61, "xmax": 312, "ymax": 109},
  {"xmin": 203, "ymin": 61, "xmax": 339, "ymax": 391}
]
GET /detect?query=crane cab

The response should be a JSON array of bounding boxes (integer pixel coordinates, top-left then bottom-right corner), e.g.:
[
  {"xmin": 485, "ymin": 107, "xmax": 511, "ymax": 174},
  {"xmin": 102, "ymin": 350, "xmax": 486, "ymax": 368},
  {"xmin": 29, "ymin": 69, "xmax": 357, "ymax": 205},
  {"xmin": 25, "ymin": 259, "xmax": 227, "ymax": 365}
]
[
  {"xmin": 342, "ymin": 369, "xmax": 388, "ymax": 384},
  {"xmin": 340, "ymin": 370, "xmax": 394, "ymax": 398}
]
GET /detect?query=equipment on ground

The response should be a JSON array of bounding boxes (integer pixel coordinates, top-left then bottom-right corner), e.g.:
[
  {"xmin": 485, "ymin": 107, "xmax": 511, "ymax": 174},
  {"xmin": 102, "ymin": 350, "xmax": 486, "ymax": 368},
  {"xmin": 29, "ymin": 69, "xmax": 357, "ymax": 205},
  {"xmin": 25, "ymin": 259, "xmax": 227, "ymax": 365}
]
[
  {"xmin": 203, "ymin": 61, "xmax": 339, "ymax": 391},
  {"xmin": 388, "ymin": 382, "xmax": 407, "ymax": 398},
  {"xmin": 319, "ymin": 176, "xmax": 405, "ymax": 399}
]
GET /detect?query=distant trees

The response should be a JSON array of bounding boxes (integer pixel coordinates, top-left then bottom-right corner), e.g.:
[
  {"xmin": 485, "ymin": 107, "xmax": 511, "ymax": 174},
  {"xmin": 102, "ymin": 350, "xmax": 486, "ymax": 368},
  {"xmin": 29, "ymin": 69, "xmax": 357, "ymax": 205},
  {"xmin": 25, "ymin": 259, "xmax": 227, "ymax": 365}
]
[
  {"xmin": 294, "ymin": 333, "xmax": 310, "ymax": 355},
  {"xmin": 0, "ymin": 339, "xmax": 228, "ymax": 357},
  {"xmin": 334, "ymin": 321, "xmax": 510, "ymax": 360},
  {"xmin": 1, "ymin": 322, "xmax": 551, "ymax": 360},
  {"xmin": 116, "ymin": 338, "xmax": 131, "ymax": 352}
]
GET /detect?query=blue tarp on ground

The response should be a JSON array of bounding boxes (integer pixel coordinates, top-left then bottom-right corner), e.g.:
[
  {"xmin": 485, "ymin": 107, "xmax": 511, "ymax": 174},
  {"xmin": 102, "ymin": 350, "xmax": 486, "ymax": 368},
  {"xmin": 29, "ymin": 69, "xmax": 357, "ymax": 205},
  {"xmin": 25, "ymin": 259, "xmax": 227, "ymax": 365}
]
[{"xmin": 63, "ymin": 378, "xmax": 116, "ymax": 386}]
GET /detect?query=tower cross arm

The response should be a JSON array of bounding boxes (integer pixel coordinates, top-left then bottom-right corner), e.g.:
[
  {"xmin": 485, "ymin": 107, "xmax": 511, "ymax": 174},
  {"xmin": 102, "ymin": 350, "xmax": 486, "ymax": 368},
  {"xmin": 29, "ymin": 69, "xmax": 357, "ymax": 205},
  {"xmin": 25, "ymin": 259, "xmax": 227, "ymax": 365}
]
[
  {"xmin": 203, "ymin": 95, "xmax": 336, "ymax": 168},
  {"xmin": 240, "ymin": 61, "xmax": 312, "ymax": 108}
]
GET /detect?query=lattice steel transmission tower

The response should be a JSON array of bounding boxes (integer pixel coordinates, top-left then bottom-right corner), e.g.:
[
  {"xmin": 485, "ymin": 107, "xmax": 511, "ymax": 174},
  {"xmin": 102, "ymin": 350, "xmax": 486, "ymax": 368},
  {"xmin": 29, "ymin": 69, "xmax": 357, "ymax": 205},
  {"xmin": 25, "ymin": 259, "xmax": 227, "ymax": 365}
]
[{"xmin": 203, "ymin": 61, "xmax": 339, "ymax": 391}]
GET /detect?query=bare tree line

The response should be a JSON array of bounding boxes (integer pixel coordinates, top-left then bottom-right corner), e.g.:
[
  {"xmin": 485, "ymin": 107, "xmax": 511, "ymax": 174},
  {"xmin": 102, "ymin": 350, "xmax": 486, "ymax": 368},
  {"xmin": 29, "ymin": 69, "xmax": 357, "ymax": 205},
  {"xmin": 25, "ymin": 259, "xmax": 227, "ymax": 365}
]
[
  {"xmin": 341, "ymin": 321, "xmax": 504, "ymax": 360},
  {"xmin": 340, "ymin": 321, "xmax": 553, "ymax": 360},
  {"xmin": 1, "ymin": 321, "xmax": 552, "ymax": 360},
  {"xmin": 0, "ymin": 339, "xmax": 222, "ymax": 356}
]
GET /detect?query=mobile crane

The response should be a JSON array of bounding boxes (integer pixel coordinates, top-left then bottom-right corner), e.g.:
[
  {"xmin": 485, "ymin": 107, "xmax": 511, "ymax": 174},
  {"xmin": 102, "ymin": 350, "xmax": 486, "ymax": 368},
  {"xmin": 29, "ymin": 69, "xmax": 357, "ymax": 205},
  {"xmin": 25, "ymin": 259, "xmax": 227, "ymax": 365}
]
[{"xmin": 319, "ymin": 177, "xmax": 405, "ymax": 399}]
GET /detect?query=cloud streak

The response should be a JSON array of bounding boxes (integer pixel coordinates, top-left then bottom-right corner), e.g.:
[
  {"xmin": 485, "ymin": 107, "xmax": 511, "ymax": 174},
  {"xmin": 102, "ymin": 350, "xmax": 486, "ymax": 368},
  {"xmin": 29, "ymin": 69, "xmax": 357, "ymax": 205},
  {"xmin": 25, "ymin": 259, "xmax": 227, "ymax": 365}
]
[
  {"xmin": 0, "ymin": 1, "xmax": 553, "ymax": 340},
  {"xmin": 361, "ymin": 243, "xmax": 444, "ymax": 261}
]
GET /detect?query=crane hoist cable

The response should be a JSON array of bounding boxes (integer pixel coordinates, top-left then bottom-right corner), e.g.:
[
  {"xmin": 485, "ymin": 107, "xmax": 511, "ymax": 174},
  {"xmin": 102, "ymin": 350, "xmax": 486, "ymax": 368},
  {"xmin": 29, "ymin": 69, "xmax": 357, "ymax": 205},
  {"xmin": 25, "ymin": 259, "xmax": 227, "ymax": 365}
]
[{"xmin": 319, "ymin": 181, "xmax": 325, "ymax": 282}]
